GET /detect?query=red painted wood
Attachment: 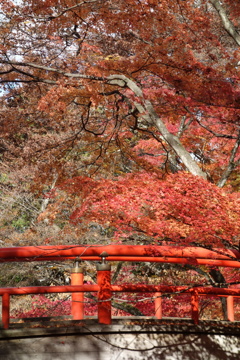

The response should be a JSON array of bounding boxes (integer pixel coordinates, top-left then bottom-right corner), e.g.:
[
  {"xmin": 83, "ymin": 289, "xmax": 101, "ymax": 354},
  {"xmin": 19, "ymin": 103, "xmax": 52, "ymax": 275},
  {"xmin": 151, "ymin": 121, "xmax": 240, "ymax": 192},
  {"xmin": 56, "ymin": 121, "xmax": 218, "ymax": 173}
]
[
  {"xmin": 81, "ymin": 257, "xmax": 240, "ymax": 268},
  {"xmin": 71, "ymin": 271, "xmax": 84, "ymax": 320},
  {"xmin": 191, "ymin": 291, "xmax": 199, "ymax": 325},
  {"xmin": 1, "ymin": 256, "xmax": 239, "ymax": 268},
  {"xmin": 111, "ymin": 285, "xmax": 240, "ymax": 296},
  {"xmin": 2, "ymin": 293, "xmax": 10, "ymax": 330},
  {"xmin": 0, "ymin": 284, "xmax": 239, "ymax": 297},
  {"xmin": 97, "ymin": 269, "xmax": 112, "ymax": 325},
  {"xmin": 0, "ymin": 285, "xmax": 99, "ymax": 295},
  {"xmin": 0, "ymin": 245, "xmax": 238, "ymax": 262},
  {"xmin": 155, "ymin": 292, "xmax": 162, "ymax": 319},
  {"xmin": 227, "ymin": 296, "xmax": 234, "ymax": 322},
  {"xmin": 0, "ymin": 245, "xmax": 239, "ymax": 327}
]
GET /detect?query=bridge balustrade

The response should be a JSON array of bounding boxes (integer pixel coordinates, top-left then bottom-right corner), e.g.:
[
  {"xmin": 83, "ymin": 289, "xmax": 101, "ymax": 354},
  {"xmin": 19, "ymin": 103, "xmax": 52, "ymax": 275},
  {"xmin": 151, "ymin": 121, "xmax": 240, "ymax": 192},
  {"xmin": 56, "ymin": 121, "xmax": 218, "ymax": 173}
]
[{"xmin": 0, "ymin": 245, "xmax": 240, "ymax": 329}]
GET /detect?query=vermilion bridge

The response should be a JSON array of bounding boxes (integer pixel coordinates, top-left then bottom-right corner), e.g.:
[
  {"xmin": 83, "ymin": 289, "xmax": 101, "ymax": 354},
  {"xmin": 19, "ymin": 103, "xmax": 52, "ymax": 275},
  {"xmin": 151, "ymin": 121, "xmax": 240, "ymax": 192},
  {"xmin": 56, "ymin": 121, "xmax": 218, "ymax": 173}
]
[{"xmin": 0, "ymin": 245, "xmax": 240, "ymax": 330}]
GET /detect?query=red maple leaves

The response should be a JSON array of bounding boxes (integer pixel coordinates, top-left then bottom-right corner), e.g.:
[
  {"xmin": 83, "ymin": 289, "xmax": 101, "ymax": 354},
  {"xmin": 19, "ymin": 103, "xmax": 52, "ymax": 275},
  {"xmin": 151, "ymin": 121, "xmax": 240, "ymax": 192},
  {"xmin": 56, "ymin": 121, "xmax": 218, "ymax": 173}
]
[{"xmin": 66, "ymin": 172, "xmax": 240, "ymax": 248}]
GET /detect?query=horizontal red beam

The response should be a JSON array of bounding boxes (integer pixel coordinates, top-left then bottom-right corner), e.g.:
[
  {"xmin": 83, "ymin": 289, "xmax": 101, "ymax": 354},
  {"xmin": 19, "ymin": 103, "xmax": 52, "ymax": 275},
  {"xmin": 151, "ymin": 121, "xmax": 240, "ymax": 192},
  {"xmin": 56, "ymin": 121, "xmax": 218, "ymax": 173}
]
[
  {"xmin": 0, "ymin": 284, "xmax": 240, "ymax": 297},
  {"xmin": 111, "ymin": 285, "xmax": 240, "ymax": 297},
  {"xmin": 0, "ymin": 285, "xmax": 99, "ymax": 296},
  {"xmin": 0, "ymin": 256, "xmax": 239, "ymax": 268},
  {"xmin": 78, "ymin": 256, "xmax": 240, "ymax": 268},
  {"xmin": 1, "ymin": 255, "xmax": 239, "ymax": 267},
  {"xmin": 0, "ymin": 245, "xmax": 239, "ymax": 264}
]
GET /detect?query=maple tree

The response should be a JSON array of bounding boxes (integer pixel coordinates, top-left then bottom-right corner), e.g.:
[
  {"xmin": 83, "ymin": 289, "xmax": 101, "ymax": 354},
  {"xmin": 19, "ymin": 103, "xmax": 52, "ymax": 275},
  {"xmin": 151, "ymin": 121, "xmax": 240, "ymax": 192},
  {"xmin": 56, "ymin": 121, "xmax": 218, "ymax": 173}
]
[
  {"xmin": 0, "ymin": 0, "xmax": 240, "ymax": 185},
  {"xmin": 0, "ymin": 0, "xmax": 240, "ymax": 320},
  {"xmin": 0, "ymin": 0, "xmax": 239, "ymax": 233},
  {"xmin": 61, "ymin": 172, "xmax": 239, "ymax": 248}
]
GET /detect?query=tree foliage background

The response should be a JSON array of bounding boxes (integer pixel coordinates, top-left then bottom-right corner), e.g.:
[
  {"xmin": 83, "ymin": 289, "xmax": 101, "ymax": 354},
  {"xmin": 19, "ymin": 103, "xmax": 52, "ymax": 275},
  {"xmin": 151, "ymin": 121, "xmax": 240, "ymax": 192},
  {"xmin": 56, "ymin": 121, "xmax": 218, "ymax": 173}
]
[{"xmin": 0, "ymin": 0, "xmax": 240, "ymax": 319}]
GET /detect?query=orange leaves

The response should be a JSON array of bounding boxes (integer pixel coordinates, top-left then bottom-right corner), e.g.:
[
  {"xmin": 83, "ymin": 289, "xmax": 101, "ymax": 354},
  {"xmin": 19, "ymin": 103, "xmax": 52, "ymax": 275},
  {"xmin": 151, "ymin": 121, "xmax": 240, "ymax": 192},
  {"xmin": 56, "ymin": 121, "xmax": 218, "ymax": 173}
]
[
  {"xmin": 37, "ymin": 83, "xmax": 92, "ymax": 115},
  {"xmin": 37, "ymin": 85, "xmax": 67, "ymax": 114},
  {"xmin": 81, "ymin": 42, "xmax": 102, "ymax": 55}
]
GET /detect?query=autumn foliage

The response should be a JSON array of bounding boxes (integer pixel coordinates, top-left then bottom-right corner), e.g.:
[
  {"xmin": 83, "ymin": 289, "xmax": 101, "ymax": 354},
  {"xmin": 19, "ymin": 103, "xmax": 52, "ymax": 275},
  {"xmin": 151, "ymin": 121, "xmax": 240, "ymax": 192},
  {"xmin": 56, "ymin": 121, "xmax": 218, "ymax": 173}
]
[
  {"xmin": 1, "ymin": 0, "xmax": 240, "ymax": 186},
  {"xmin": 55, "ymin": 172, "xmax": 239, "ymax": 248},
  {"xmin": 0, "ymin": 0, "xmax": 240, "ymax": 321}
]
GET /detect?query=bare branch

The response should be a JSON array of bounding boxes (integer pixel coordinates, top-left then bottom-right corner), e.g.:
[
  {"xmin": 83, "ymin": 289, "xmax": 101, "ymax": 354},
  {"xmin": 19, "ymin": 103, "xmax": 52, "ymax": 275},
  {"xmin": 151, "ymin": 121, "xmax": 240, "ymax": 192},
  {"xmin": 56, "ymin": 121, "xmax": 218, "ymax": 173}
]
[
  {"xmin": 210, "ymin": 0, "xmax": 240, "ymax": 46},
  {"xmin": 108, "ymin": 74, "xmax": 208, "ymax": 179},
  {"xmin": 196, "ymin": 118, "xmax": 238, "ymax": 139},
  {"xmin": 47, "ymin": 0, "xmax": 99, "ymax": 20},
  {"xmin": 1, "ymin": 61, "xmax": 104, "ymax": 81},
  {"xmin": 217, "ymin": 131, "xmax": 240, "ymax": 187},
  {"xmin": 177, "ymin": 116, "xmax": 194, "ymax": 138}
]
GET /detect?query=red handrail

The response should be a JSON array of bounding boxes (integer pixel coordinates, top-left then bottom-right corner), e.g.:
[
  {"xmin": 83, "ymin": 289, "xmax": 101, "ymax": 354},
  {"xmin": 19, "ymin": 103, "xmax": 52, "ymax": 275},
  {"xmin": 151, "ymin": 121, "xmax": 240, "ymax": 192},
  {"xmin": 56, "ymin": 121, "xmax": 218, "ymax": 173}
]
[
  {"xmin": 0, "ymin": 245, "xmax": 239, "ymax": 329},
  {"xmin": 0, "ymin": 245, "xmax": 239, "ymax": 268},
  {"xmin": 1, "ymin": 283, "xmax": 239, "ymax": 329},
  {"xmin": 0, "ymin": 245, "xmax": 239, "ymax": 260}
]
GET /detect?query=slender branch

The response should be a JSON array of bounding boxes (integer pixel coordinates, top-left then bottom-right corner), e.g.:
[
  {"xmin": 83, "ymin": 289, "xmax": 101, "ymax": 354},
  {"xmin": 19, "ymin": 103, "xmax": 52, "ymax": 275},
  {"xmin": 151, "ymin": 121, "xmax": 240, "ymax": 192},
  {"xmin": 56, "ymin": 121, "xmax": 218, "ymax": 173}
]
[
  {"xmin": 177, "ymin": 116, "xmax": 194, "ymax": 138},
  {"xmin": 0, "ymin": 69, "xmax": 15, "ymax": 75},
  {"xmin": 128, "ymin": 30, "xmax": 153, "ymax": 45},
  {"xmin": 1, "ymin": 61, "xmax": 104, "ymax": 81},
  {"xmin": 217, "ymin": 131, "xmax": 240, "ymax": 187},
  {"xmin": 40, "ymin": 175, "xmax": 58, "ymax": 213},
  {"xmin": 47, "ymin": 0, "xmax": 99, "ymax": 20},
  {"xmin": 196, "ymin": 118, "xmax": 238, "ymax": 139}
]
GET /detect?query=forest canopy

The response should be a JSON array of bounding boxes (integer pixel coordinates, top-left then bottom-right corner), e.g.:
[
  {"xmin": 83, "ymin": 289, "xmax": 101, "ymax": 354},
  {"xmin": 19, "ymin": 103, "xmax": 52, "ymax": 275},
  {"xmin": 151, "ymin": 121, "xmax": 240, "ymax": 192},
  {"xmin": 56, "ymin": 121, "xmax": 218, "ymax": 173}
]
[{"xmin": 0, "ymin": 0, "xmax": 240, "ymax": 249}]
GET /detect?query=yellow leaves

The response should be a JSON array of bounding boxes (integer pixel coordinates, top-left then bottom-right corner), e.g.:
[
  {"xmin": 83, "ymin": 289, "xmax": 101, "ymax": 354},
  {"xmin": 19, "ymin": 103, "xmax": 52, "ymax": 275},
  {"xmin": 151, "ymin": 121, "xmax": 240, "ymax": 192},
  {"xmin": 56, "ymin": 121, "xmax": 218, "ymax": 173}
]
[
  {"xmin": 104, "ymin": 54, "xmax": 122, "ymax": 61},
  {"xmin": 166, "ymin": 219, "xmax": 191, "ymax": 238}
]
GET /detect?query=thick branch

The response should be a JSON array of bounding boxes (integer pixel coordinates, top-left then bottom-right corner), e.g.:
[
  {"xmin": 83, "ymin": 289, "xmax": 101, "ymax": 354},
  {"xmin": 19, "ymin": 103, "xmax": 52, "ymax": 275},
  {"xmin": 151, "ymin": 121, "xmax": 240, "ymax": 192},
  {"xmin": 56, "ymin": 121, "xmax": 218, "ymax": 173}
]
[
  {"xmin": 210, "ymin": 0, "xmax": 240, "ymax": 46},
  {"xmin": 108, "ymin": 75, "xmax": 208, "ymax": 179},
  {"xmin": 40, "ymin": 175, "xmax": 58, "ymax": 214}
]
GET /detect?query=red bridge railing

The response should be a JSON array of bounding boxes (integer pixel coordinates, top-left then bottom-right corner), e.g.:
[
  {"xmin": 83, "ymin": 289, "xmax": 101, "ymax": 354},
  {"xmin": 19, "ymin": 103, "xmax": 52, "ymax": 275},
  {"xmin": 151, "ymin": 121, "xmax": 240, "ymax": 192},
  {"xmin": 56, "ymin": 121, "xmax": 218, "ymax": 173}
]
[{"xmin": 0, "ymin": 245, "xmax": 240, "ymax": 329}]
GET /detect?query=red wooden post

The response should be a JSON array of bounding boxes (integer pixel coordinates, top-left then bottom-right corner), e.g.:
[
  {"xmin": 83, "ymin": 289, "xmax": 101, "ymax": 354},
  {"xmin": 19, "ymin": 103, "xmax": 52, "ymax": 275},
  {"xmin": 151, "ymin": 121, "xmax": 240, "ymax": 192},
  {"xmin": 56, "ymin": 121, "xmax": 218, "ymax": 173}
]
[
  {"xmin": 227, "ymin": 296, "xmax": 234, "ymax": 322},
  {"xmin": 155, "ymin": 292, "xmax": 162, "ymax": 319},
  {"xmin": 96, "ymin": 252, "xmax": 112, "ymax": 324},
  {"xmin": 191, "ymin": 290, "xmax": 199, "ymax": 325},
  {"xmin": 71, "ymin": 260, "xmax": 84, "ymax": 320},
  {"xmin": 2, "ymin": 293, "xmax": 10, "ymax": 329}
]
